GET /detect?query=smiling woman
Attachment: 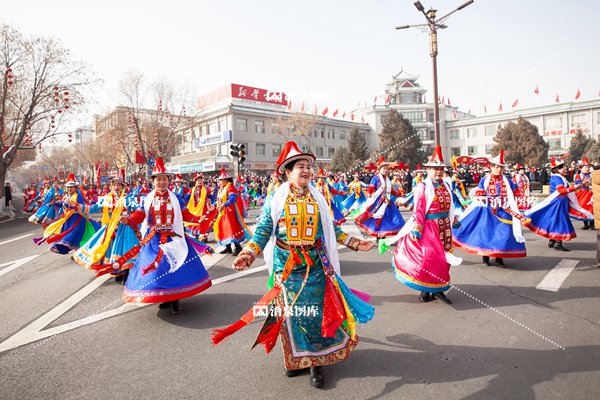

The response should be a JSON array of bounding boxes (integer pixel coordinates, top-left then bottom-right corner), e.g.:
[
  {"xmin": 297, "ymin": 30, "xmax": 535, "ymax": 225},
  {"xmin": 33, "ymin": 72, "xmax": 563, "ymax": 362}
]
[{"xmin": 213, "ymin": 141, "xmax": 376, "ymax": 389}]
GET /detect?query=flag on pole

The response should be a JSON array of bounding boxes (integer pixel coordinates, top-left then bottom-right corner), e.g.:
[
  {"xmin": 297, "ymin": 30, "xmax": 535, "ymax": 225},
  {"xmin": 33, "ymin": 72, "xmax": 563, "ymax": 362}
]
[
  {"xmin": 342, "ymin": 111, "xmax": 346, "ymax": 119},
  {"xmin": 447, "ymin": 97, "xmax": 451, "ymax": 106},
  {"xmin": 385, "ymin": 95, "xmax": 391, "ymax": 105},
  {"xmin": 321, "ymin": 106, "xmax": 328, "ymax": 116},
  {"xmin": 498, "ymin": 102, "xmax": 503, "ymax": 112},
  {"xmin": 287, "ymin": 100, "xmax": 292, "ymax": 110},
  {"xmin": 484, "ymin": 104, "xmax": 487, "ymax": 114},
  {"xmin": 361, "ymin": 115, "xmax": 365, "ymax": 123},
  {"xmin": 511, "ymin": 98, "xmax": 519, "ymax": 108},
  {"xmin": 301, "ymin": 102, "xmax": 305, "ymax": 112},
  {"xmin": 555, "ymin": 94, "xmax": 560, "ymax": 103},
  {"xmin": 373, "ymin": 96, "xmax": 378, "ymax": 105},
  {"xmin": 333, "ymin": 109, "xmax": 338, "ymax": 117},
  {"xmin": 534, "ymin": 85, "xmax": 539, "ymax": 95},
  {"xmin": 575, "ymin": 89, "xmax": 581, "ymax": 100}
]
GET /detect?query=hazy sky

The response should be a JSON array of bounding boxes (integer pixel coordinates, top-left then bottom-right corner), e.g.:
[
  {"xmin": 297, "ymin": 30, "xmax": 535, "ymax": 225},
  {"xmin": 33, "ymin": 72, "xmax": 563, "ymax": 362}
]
[{"xmin": 2, "ymin": 0, "xmax": 598, "ymax": 124}]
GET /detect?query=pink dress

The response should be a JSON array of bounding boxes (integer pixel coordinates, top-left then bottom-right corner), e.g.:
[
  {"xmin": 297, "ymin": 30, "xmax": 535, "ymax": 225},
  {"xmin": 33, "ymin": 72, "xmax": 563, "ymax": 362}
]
[{"xmin": 392, "ymin": 180, "xmax": 455, "ymax": 293}]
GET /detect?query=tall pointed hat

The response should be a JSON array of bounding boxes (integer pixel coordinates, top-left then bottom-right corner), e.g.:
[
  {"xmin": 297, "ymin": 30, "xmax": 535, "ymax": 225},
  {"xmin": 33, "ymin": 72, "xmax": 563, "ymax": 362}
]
[
  {"xmin": 275, "ymin": 141, "xmax": 316, "ymax": 174},
  {"xmin": 423, "ymin": 146, "xmax": 447, "ymax": 167}
]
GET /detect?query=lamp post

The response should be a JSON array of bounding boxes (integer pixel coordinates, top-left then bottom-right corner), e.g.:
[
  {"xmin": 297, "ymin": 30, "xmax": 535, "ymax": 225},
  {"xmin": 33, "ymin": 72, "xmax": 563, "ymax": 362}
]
[{"xmin": 396, "ymin": 0, "xmax": 474, "ymax": 148}]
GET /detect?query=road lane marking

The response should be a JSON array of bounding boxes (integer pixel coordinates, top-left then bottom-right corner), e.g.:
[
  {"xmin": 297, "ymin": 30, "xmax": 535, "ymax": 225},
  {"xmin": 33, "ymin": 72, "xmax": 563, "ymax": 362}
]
[
  {"xmin": 0, "ymin": 256, "xmax": 267, "ymax": 353},
  {"xmin": 0, "ymin": 233, "xmax": 34, "ymax": 246},
  {"xmin": 536, "ymin": 259, "xmax": 579, "ymax": 292},
  {"xmin": 0, "ymin": 255, "xmax": 40, "ymax": 278}
]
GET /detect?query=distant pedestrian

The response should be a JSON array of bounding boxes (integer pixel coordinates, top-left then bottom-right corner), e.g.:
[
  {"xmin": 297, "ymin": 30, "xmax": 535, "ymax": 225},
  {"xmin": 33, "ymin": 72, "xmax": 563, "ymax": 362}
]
[{"xmin": 4, "ymin": 182, "xmax": 12, "ymax": 207}]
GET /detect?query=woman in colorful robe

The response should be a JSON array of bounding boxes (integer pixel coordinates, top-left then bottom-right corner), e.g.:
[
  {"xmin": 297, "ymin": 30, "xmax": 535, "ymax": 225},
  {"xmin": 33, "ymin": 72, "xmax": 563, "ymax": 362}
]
[
  {"xmin": 382, "ymin": 147, "xmax": 462, "ymax": 304},
  {"xmin": 354, "ymin": 157, "xmax": 405, "ymax": 238},
  {"xmin": 525, "ymin": 157, "xmax": 592, "ymax": 251},
  {"xmin": 213, "ymin": 141, "xmax": 375, "ymax": 388},
  {"xmin": 73, "ymin": 171, "xmax": 140, "ymax": 283},
  {"xmin": 341, "ymin": 173, "xmax": 368, "ymax": 216},
  {"xmin": 28, "ymin": 180, "xmax": 63, "ymax": 227},
  {"xmin": 172, "ymin": 174, "xmax": 190, "ymax": 200},
  {"xmin": 23, "ymin": 184, "xmax": 41, "ymax": 213},
  {"xmin": 453, "ymin": 151, "xmax": 528, "ymax": 267},
  {"xmin": 35, "ymin": 174, "xmax": 100, "ymax": 255},
  {"xmin": 571, "ymin": 158, "xmax": 594, "ymax": 229},
  {"xmin": 213, "ymin": 168, "xmax": 252, "ymax": 255},
  {"xmin": 183, "ymin": 172, "xmax": 215, "ymax": 242},
  {"xmin": 315, "ymin": 169, "xmax": 346, "ymax": 226},
  {"xmin": 512, "ymin": 164, "xmax": 533, "ymax": 211},
  {"xmin": 118, "ymin": 158, "xmax": 212, "ymax": 314}
]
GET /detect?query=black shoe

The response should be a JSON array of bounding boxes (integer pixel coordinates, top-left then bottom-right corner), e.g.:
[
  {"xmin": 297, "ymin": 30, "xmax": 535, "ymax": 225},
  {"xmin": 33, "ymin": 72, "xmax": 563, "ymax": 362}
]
[
  {"xmin": 309, "ymin": 366, "xmax": 324, "ymax": 388},
  {"xmin": 219, "ymin": 245, "xmax": 232, "ymax": 254},
  {"xmin": 114, "ymin": 274, "xmax": 124, "ymax": 283},
  {"xmin": 170, "ymin": 300, "xmax": 181, "ymax": 314},
  {"xmin": 554, "ymin": 243, "xmax": 570, "ymax": 252},
  {"xmin": 495, "ymin": 258, "xmax": 505, "ymax": 267},
  {"xmin": 158, "ymin": 301, "xmax": 170, "ymax": 309},
  {"xmin": 432, "ymin": 292, "xmax": 452, "ymax": 304},
  {"xmin": 582, "ymin": 225, "xmax": 590, "ymax": 230},
  {"xmin": 548, "ymin": 240, "xmax": 556, "ymax": 248},
  {"xmin": 232, "ymin": 243, "xmax": 242, "ymax": 256},
  {"xmin": 419, "ymin": 291, "xmax": 432, "ymax": 302},
  {"xmin": 482, "ymin": 256, "xmax": 492, "ymax": 266},
  {"xmin": 283, "ymin": 368, "xmax": 308, "ymax": 377}
]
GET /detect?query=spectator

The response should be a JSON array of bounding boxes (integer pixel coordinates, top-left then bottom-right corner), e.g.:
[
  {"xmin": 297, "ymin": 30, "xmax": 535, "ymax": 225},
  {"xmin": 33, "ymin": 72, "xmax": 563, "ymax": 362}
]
[{"xmin": 4, "ymin": 182, "xmax": 12, "ymax": 207}]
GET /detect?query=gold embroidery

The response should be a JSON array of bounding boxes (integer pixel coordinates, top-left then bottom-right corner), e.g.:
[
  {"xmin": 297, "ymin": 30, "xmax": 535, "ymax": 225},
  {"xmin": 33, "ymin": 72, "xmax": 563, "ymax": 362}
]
[{"xmin": 284, "ymin": 187, "xmax": 319, "ymax": 246}]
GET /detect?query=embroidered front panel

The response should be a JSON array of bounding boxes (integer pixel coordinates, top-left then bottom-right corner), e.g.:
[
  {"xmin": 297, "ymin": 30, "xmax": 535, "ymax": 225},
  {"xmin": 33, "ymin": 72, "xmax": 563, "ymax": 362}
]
[
  {"xmin": 151, "ymin": 194, "xmax": 175, "ymax": 229},
  {"xmin": 486, "ymin": 175, "xmax": 507, "ymax": 198},
  {"xmin": 284, "ymin": 191, "xmax": 319, "ymax": 246}
]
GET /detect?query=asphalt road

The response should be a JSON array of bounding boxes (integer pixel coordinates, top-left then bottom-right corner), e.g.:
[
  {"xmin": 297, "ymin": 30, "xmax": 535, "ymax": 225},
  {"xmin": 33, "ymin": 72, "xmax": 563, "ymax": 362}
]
[{"xmin": 0, "ymin": 206, "xmax": 599, "ymax": 400}]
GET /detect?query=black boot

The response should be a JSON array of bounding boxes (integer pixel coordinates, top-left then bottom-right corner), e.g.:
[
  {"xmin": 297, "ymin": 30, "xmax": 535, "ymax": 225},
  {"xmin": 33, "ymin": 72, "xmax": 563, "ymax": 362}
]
[
  {"xmin": 495, "ymin": 258, "xmax": 505, "ymax": 267},
  {"xmin": 114, "ymin": 274, "xmax": 124, "ymax": 283},
  {"xmin": 158, "ymin": 301, "xmax": 170, "ymax": 309},
  {"xmin": 309, "ymin": 366, "xmax": 324, "ymax": 388},
  {"xmin": 419, "ymin": 291, "xmax": 432, "ymax": 302},
  {"xmin": 121, "ymin": 269, "xmax": 129, "ymax": 285},
  {"xmin": 583, "ymin": 221, "xmax": 590, "ymax": 230},
  {"xmin": 232, "ymin": 242, "xmax": 242, "ymax": 256},
  {"xmin": 219, "ymin": 244, "xmax": 232, "ymax": 254},
  {"xmin": 432, "ymin": 292, "xmax": 452, "ymax": 305},
  {"xmin": 548, "ymin": 239, "xmax": 556, "ymax": 248},
  {"xmin": 170, "ymin": 300, "xmax": 181, "ymax": 314},
  {"xmin": 482, "ymin": 256, "xmax": 492, "ymax": 266},
  {"xmin": 283, "ymin": 368, "xmax": 308, "ymax": 377},
  {"xmin": 554, "ymin": 241, "xmax": 570, "ymax": 251}
]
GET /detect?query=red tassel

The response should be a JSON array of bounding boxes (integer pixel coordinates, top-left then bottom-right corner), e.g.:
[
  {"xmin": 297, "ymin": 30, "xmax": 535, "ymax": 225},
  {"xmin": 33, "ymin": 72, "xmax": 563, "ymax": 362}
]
[
  {"xmin": 253, "ymin": 317, "xmax": 284, "ymax": 354},
  {"xmin": 291, "ymin": 249, "xmax": 303, "ymax": 265},
  {"xmin": 212, "ymin": 319, "xmax": 248, "ymax": 345},
  {"xmin": 321, "ymin": 279, "xmax": 347, "ymax": 337}
]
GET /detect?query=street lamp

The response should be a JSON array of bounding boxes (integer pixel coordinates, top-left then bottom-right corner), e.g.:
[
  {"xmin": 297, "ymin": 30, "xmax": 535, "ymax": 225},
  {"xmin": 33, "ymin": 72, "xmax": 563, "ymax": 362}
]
[{"xmin": 396, "ymin": 0, "xmax": 474, "ymax": 147}]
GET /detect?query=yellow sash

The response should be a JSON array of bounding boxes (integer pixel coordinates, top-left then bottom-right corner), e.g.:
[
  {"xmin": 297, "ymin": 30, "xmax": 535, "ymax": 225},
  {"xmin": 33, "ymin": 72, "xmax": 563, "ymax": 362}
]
[
  {"xmin": 88, "ymin": 192, "xmax": 126, "ymax": 263},
  {"xmin": 187, "ymin": 185, "xmax": 207, "ymax": 216},
  {"xmin": 43, "ymin": 193, "xmax": 78, "ymax": 238}
]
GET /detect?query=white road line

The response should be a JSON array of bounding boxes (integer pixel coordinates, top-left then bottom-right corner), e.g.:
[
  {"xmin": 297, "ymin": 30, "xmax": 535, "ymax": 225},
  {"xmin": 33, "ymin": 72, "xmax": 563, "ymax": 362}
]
[
  {"xmin": 0, "ymin": 255, "xmax": 40, "ymax": 278},
  {"xmin": 0, "ymin": 256, "xmax": 267, "ymax": 353},
  {"xmin": 536, "ymin": 259, "xmax": 579, "ymax": 292},
  {"xmin": 0, "ymin": 233, "xmax": 34, "ymax": 246}
]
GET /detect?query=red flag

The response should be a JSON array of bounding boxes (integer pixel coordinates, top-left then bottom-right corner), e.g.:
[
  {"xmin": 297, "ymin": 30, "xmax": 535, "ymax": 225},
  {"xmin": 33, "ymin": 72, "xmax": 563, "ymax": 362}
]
[
  {"xmin": 555, "ymin": 94, "xmax": 560, "ymax": 103},
  {"xmin": 447, "ymin": 97, "xmax": 451, "ymax": 106},
  {"xmin": 321, "ymin": 106, "xmax": 328, "ymax": 116},
  {"xmin": 287, "ymin": 100, "xmax": 292, "ymax": 110},
  {"xmin": 350, "ymin": 114, "xmax": 355, "ymax": 121},
  {"xmin": 498, "ymin": 102, "xmax": 503, "ymax": 112},
  {"xmin": 342, "ymin": 111, "xmax": 346, "ymax": 119},
  {"xmin": 575, "ymin": 89, "xmax": 581, "ymax": 100},
  {"xmin": 441, "ymin": 96, "xmax": 445, "ymax": 105},
  {"xmin": 332, "ymin": 108, "xmax": 338, "ymax": 117},
  {"xmin": 484, "ymin": 105, "xmax": 487, "ymax": 114},
  {"xmin": 385, "ymin": 95, "xmax": 391, "ymax": 105},
  {"xmin": 361, "ymin": 115, "xmax": 365, "ymax": 123},
  {"xmin": 301, "ymin": 102, "xmax": 305, "ymax": 112},
  {"xmin": 534, "ymin": 85, "xmax": 539, "ymax": 95},
  {"xmin": 373, "ymin": 96, "xmax": 378, "ymax": 105},
  {"xmin": 511, "ymin": 98, "xmax": 519, "ymax": 108}
]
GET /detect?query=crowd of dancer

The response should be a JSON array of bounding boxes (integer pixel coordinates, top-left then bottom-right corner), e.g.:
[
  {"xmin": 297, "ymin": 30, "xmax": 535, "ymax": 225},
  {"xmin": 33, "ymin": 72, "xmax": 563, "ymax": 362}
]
[{"xmin": 19, "ymin": 141, "xmax": 597, "ymax": 388}]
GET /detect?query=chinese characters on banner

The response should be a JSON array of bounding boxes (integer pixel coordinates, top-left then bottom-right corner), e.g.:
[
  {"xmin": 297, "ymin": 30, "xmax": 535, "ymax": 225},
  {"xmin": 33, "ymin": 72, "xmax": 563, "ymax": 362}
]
[{"xmin": 231, "ymin": 83, "xmax": 288, "ymax": 107}]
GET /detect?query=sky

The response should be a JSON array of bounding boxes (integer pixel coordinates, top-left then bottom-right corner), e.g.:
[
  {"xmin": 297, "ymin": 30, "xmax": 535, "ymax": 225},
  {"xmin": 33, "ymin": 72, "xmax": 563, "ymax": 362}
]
[{"xmin": 2, "ymin": 0, "xmax": 599, "ymax": 126}]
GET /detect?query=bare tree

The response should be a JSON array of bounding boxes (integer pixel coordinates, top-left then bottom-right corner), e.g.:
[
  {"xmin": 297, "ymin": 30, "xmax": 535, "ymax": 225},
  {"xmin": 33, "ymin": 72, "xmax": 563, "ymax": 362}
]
[{"xmin": 0, "ymin": 23, "xmax": 94, "ymax": 212}]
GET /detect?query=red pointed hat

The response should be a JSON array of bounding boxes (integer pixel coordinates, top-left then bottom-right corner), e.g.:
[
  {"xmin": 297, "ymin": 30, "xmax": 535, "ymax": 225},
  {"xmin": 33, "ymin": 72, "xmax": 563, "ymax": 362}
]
[
  {"xmin": 43, "ymin": 177, "xmax": 50, "ymax": 184},
  {"xmin": 580, "ymin": 157, "xmax": 590, "ymax": 166},
  {"xmin": 173, "ymin": 174, "xmax": 184, "ymax": 182},
  {"xmin": 151, "ymin": 157, "xmax": 173, "ymax": 177},
  {"xmin": 489, "ymin": 149, "xmax": 506, "ymax": 167},
  {"xmin": 317, "ymin": 168, "xmax": 327, "ymax": 177},
  {"xmin": 423, "ymin": 146, "xmax": 447, "ymax": 167},
  {"xmin": 276, "ymin": 141, "xmax": 316, "ymax": 174},
  {"xmin": 64, "ymin": 173, "xmax": 79, "ymax": 187},
  {"xmin": 551, "ymin": 156, "xmax": 565, "ymax": 170},
  {"xmin": 112, "ymin": 169, "xmax": 127, "ymax": 185},
  {"xmin": 513, "ymin": 163, "xmax": 523, "ymax": 170},
  {"xmin": 376, "ymin": 156, "xmax": 390, "ymax": 169},
  {"xmin": 217, "ymin": 168, "xmax": 231, "ymax": 180}
]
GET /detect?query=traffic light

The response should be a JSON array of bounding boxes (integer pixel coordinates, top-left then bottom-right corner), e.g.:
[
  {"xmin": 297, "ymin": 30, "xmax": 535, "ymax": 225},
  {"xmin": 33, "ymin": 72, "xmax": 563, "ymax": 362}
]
[{"xmin": 230, "ymin": 144, "xmax": 246, "ymax": 172}]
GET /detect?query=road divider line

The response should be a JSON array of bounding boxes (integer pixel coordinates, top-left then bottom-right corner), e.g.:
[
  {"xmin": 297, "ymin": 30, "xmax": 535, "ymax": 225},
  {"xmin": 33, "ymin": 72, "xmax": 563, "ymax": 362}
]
[
  {"xmin": 536, "ymin": 259, "xmax": 579, "ymax": 292},
  {"xmin": 0, "ymin": 255, "xmax": 40, "ymax": 278},
  {"xmin": 0, "ymin": 233, "xmax": 34, "ymax": 246}
]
